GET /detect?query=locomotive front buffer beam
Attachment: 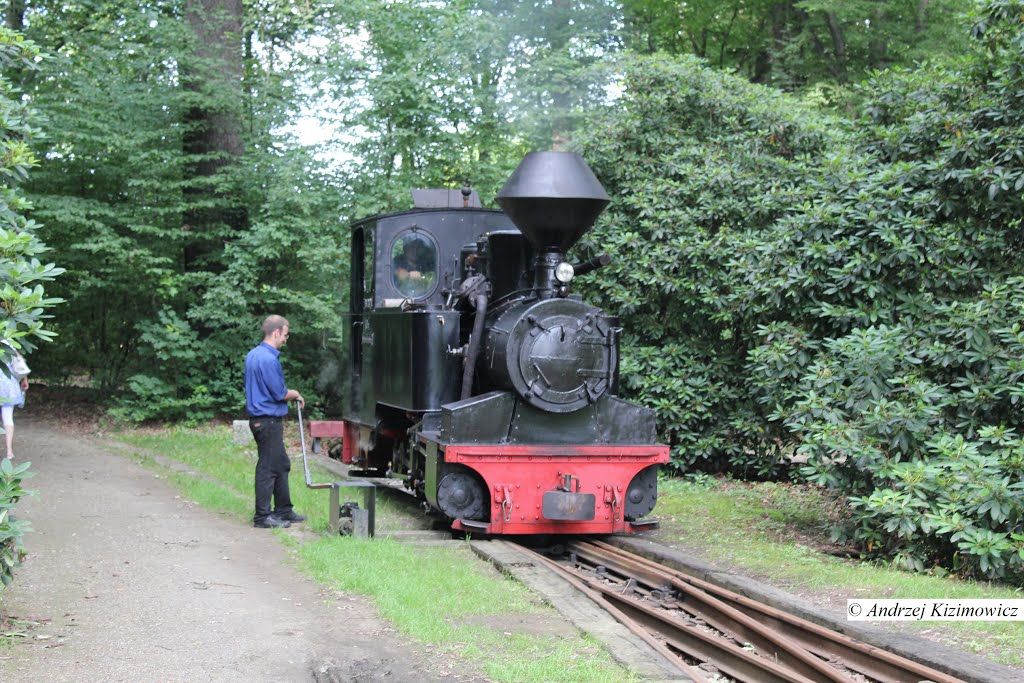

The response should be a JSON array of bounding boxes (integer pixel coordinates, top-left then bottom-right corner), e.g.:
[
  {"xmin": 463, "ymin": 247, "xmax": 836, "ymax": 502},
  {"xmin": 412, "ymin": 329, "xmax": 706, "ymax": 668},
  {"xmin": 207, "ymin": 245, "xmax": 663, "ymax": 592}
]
[{"xmin": 444, "ymin": 444, "xmax": 669, "ymax": 535}]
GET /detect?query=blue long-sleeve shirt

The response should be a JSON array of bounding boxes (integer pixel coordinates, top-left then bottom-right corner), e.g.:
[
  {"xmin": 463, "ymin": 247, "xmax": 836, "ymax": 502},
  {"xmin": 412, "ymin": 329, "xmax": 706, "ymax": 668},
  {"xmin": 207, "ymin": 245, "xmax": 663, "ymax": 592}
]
[{"xmin": 245, "ymin": 342, "xmax": 288, "ymax": 417}]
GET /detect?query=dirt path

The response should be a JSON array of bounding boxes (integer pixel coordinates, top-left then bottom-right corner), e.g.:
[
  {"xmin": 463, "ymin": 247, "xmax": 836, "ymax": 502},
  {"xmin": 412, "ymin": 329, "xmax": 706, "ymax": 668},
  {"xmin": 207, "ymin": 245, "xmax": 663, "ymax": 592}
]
[{"xmin": 0, "ymin": 416, "xmax": 475, "ymax": 683}]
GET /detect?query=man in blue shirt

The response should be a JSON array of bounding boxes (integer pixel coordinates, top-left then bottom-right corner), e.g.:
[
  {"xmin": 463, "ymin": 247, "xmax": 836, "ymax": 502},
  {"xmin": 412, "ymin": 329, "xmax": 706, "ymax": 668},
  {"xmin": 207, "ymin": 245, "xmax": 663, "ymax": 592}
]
[{"xmin": 245, "ymin": 315, "xmax": 306, "ymax": 528}]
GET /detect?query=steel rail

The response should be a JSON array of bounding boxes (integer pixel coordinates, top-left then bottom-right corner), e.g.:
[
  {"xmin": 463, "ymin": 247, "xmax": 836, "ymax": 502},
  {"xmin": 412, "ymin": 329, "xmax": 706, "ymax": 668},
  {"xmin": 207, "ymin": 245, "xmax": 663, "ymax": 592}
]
[
  {"xmin": 575, "ymin": 571, "xmax": 822, "ymax": 683},
  {"xmin": 507, "ymin": 542, "xmax": 709, "ymax": 682},
  {"xmin": 569, "ymin": 541, "xmax": 852, "ymax": 682},
  {"xmin": 584, "ymin": 540, "xmax": 967, "ymax": 683}
]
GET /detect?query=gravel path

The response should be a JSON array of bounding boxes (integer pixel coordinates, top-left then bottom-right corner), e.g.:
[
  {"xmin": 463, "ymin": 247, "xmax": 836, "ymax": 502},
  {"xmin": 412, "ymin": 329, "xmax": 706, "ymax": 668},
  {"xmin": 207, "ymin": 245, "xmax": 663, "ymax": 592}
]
[{"xmin": 0, "ymin": 417, "xmax": 470, "ymax": 683}]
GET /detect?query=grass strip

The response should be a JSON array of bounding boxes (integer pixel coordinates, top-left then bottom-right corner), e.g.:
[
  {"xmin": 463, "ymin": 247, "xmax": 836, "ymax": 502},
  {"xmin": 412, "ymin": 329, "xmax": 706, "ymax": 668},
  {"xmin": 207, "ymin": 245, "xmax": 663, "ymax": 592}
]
[
  {"xmin": 655, "ymin": 477, "xmax": 1024, "ymax": 666},
  {"xmin": 299, "ymin": 536, "xmax": 632, "ymax": 682},
  {"xmin": 116, "ymin": 426, "xmax": 635, "ymax": 683}
]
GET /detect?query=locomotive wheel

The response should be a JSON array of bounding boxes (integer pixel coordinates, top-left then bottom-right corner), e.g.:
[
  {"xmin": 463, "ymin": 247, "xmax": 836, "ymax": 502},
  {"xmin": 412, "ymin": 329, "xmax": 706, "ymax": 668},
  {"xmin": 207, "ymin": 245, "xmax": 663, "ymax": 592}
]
[
  {"xmin": 624, "ymin": 464, "xmax": 659, "ymax": 520},
  {"xmin": 436, "ymin": 469, "xmax": 486, "ymax": 521}
]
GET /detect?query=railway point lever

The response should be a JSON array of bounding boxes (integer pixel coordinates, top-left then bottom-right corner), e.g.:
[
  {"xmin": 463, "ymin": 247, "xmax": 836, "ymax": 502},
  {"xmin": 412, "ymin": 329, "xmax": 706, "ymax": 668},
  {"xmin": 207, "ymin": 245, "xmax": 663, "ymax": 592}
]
[{"xmin": 297, "ymin": 405, "xmax": 376, "ymax": 537}]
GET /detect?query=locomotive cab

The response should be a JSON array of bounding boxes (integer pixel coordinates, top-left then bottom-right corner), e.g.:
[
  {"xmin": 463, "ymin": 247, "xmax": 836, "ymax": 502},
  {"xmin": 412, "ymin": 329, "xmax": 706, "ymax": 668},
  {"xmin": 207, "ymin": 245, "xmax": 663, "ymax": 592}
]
[{"xmin": 336, "ymin": 153, "xmax": 669, "ymax": 535}]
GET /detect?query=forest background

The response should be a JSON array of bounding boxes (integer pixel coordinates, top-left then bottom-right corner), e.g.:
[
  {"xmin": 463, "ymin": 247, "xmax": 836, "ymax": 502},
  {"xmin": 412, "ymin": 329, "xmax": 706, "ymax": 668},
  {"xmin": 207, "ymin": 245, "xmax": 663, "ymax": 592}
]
[{"xmin": 0, "ymin": 0, "xmax": 1023, "ymax": 583}]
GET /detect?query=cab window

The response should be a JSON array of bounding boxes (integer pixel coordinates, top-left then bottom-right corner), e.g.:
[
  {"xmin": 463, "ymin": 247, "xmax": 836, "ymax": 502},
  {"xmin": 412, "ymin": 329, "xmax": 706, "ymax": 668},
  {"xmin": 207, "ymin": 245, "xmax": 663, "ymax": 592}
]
[{"xmin": 391, "ymin": 231, "xmax": 437, "ymax": 298}]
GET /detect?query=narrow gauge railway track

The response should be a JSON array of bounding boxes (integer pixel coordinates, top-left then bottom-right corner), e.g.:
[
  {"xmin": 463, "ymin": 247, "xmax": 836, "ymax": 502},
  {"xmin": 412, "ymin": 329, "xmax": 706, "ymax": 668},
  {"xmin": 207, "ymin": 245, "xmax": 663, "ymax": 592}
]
[{"xmin": 516, "ymin": 540, "xmax": 966, "ymax": 683}]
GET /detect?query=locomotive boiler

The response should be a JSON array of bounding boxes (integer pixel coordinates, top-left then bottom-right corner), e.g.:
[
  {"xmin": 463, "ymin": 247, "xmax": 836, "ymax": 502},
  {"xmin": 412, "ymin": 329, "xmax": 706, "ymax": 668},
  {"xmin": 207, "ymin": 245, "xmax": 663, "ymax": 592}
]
[{"xmin": 335, "ymin": 151, "xmax": 669, "ymax": 534}]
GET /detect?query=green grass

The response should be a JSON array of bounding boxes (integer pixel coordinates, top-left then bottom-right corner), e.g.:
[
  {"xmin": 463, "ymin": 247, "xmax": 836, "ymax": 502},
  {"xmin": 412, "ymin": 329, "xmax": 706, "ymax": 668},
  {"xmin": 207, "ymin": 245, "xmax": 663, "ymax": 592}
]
[
  {"xmin": 0, "ymin": 615, "xmax": 36, "ymax": 647},
  {"xmin": 118, "ymin": 427, "xmax": 424, "ymax": 534},
  {"xmin": 298, "ymin": 536, "xmax": 631, "ymax": 682},
  {"xmin": 654, "ymin": 476, "xmax": 1024, "ymax": 666},
  {"xmin": 115, "ymin": 425, "xmax": 1024, "ymax": 671},
  {"xmin": 115, "ymin": 425, "xmax": 635, "ymax": 683}
]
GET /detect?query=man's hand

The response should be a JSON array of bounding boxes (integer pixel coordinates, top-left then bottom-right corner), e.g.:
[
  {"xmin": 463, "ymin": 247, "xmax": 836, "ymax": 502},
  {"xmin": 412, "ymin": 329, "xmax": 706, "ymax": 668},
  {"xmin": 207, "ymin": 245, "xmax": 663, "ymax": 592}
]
[{"xmin": 284, "ymin": 389, "xmax": 304, "ymax": 409}]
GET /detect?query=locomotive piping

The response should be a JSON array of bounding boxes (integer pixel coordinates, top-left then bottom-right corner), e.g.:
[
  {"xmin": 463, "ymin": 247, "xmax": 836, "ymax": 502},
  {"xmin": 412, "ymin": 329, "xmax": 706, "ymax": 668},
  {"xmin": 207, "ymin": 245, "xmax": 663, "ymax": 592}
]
[
  {"xmin": 533, "ymin": 249, "xmax": 564, "ymax": 299},
  {"xmin": 572, "ymin": 253, "xmax": 611, "ymax": 277},
  {"xmin": 461, "ymin": 292, "xmax": 488, "ymax": 400}
]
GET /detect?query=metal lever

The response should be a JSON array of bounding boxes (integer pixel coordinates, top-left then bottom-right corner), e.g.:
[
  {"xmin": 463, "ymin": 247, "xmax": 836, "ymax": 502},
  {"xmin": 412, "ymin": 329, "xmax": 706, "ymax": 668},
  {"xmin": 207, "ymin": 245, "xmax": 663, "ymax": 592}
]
[
  {"xmin": 296, "ymin": 404, "xmax": 376, "ymax": 537},
  {"xmin": 297, "ymin": 403, "xmax": 326, "ymax": 489}
]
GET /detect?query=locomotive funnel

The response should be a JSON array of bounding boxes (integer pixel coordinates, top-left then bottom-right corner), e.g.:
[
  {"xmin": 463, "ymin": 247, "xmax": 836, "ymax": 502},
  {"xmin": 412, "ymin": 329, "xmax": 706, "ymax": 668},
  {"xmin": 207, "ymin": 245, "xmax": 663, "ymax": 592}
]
[{"xmin": 496, "ymin": 152, "xmax": 610, "ymax": 252}]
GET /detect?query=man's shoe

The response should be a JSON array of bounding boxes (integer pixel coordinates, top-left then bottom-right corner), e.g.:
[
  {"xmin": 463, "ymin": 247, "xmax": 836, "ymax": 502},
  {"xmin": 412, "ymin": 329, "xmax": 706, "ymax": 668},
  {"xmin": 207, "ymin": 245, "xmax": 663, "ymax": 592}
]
[
  {"xmin": 275, "ymin": 511, "xmax": 306, "ymax": 523},
  {"xmin": 254, "ymin": 516, "xmax": 291, "ymax": 529}
]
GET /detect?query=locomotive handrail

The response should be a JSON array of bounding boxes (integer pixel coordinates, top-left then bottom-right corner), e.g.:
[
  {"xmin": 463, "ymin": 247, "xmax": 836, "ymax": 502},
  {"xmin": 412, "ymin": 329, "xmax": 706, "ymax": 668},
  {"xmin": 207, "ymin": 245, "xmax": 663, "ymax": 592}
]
[{"xmin": 296, "ymin": 405, "xmax": 376, "ymax": 537}]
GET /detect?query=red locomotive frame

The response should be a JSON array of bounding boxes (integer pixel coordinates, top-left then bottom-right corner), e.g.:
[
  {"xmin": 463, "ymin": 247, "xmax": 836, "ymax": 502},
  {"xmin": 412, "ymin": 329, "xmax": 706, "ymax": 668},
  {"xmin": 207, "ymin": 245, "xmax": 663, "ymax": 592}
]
[
  {"xmin": 444, "ymin": 443, "xmax": 669, "ymax": 535},
  {"xmin": 326, "ymin": 419, "xmax": 668, "ymax": 534}
]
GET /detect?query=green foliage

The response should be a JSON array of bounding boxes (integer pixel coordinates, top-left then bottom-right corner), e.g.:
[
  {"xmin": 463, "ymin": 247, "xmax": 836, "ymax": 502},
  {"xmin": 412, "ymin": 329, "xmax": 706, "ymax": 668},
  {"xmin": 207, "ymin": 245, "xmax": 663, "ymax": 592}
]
[
  {"xmin": 576, "ymin": 53, "xmax": 842, "ymax": 476},
  {"xmin": 743, "ymin": 1, "xmax": 1024, "ymax": 579},
  {"xmin": 621, "ymin": 0, "xmax": 973, "ymax": 93},
  {"xmin": 580, "ymin": 3, "xmax": 1024, "ymax": 580},
  {"xmin": 22, "ymin": 3, "xmax": 197, "ymax": 387},
  {"xmin": 843, "ymin": 429, "xmax": 1024, "ymax": 577},
  {"xmin": 0, "ymin": 25, "xmax": 63, "ymax": 363},
  {"xmin": 301, "ymin": 0, "xmax": 622, "ymax": 219},
  {"xmin": 0, "ymin": 458, "xmax": 33, "ymax": 589},
  {"xmin": 21, "ymin": 2, "xmax": 345, "ymax": 416},
  {"xmin": 307, "ymin": 0, "xmax": 549, "ymax": 216}
]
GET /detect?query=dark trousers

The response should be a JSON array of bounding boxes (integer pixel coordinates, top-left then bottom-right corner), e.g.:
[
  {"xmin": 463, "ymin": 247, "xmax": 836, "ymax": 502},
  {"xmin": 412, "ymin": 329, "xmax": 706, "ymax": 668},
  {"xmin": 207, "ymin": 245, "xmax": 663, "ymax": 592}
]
[{"xmin": 250, "ymin": 417, "xmax": 293, "ymax": 522}]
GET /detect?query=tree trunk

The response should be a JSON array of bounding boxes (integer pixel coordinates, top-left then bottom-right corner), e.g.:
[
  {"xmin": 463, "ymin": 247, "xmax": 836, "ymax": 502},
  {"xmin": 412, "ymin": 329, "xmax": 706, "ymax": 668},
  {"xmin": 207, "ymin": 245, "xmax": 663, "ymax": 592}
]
[
  {"xmin": 182, "ymin": 0, "xmax": 246, "ymax": 272},
  {"xmin": 915, "ymin": 0, "xmax": 930, "ymax": 34},
  {"xmin": 869, "ymin": 5, "xmax": 888, "ymax": 68},
  {"xmin": 6, "ymin": 0, "xmax": 24, "ymax": 83},
  {"xmin": 824, "ymin": 11, "xmax": 847, "ymax": 82},
  {"xmin": 718, "ymin": 2, "xmax": 741, "ymax": 68},
  {"xmin": 752, "ymin": 0, "xmax": 793, "ymax": 84},
  {"xmin": 5, "ymin": 0, "xmax": 23, "ymax": 30}
]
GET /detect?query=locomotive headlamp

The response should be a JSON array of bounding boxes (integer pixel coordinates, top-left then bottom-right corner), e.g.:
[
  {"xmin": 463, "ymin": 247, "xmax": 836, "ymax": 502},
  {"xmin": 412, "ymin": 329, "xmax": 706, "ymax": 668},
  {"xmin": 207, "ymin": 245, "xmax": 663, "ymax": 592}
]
[{"xmin": 554, "ymin": 261, "xmax": 575, "ymax": 284}]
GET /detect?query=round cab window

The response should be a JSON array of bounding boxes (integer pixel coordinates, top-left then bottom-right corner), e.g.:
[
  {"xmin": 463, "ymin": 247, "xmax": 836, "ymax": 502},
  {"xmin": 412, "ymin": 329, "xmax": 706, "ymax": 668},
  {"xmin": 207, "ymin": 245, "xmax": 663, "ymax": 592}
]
[{"xmin": 391, "ymin": 232, "xmax": 437, "ymax": 298}]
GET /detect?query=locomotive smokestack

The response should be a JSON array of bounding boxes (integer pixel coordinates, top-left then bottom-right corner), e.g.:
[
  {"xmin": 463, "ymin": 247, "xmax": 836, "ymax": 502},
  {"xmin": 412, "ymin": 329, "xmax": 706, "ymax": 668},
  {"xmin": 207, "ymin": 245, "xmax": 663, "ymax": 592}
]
[
  {"xmin": 496, "ymin": 151, "xmax": 609, "ymax": 254},
  {"xmin": 497, "ymin": 152, "xmax": 610, "ymax": 297}
]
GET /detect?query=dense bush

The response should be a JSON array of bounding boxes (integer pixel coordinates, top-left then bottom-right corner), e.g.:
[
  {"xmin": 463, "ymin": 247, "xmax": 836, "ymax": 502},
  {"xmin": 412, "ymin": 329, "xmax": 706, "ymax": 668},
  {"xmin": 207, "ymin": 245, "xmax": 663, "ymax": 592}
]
[
  {"xmin": 748, "ymin": 2, "xmax": 1024, "ymax": 579},
  {"xmin": 0, "ymin": 26, "xmax": 63, "ymax": 361},
  {"xmin": 0, "ymin": 458, "xmax": 33, "ymax": 589},
  {"xmin": 0, "ymin": 25, "xmax": 58, "ymax": 592},
  {"xmin": 576, "ymin": 53, "xmax": 845, "ymax": 477},
  {"xmin": 579, "ymin": 2, "xmax": 1024, "ymax": 580}
]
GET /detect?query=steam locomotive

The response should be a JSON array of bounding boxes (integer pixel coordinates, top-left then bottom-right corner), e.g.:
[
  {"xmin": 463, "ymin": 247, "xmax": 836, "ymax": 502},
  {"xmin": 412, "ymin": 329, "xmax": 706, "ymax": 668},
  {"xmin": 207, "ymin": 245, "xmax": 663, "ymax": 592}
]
[{"xmin": 335, "ymin": 152, "xmax": 669, "ymax": 534}]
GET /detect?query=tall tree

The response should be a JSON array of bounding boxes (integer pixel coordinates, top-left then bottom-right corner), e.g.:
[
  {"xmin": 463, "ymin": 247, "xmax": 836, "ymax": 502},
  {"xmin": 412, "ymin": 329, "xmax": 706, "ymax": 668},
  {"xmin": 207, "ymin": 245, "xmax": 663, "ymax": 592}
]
[
  {"xmin": 490, "ymin": 0, "xmax": 620, "ymax": 147},
  {"xmin": 182, "ymin": 0, "xmax": 246, "ymax": 272},
  {"xmin": 19, "ymin": 1, "xmax": 345, "ymax": 417},
  {"xmin": 621, "ymin": 0, "xmax": 973, "ymax": 90},
  {"xmin": 303, "ymin": 0, "xmax": 621, "ymax": 218}
]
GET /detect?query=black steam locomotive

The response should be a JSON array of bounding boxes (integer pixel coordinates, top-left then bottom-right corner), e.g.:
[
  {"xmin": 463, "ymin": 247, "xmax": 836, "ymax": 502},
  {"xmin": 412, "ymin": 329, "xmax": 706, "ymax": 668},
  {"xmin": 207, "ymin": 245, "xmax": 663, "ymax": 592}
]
[{"xmin": 335, "ymin": 152, "xmax": 668, "ymax": 534}]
